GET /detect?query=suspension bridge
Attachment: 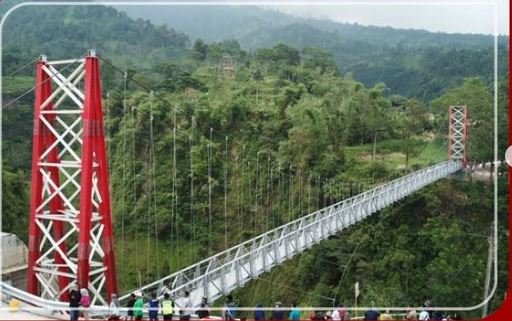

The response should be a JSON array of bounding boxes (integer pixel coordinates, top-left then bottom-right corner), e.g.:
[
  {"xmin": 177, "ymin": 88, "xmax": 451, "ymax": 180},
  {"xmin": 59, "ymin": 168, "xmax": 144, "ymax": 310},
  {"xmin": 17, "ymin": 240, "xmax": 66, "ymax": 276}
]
[{"xmin": 1, "ymin": 51, "xmax": 472, "ymax": 318}]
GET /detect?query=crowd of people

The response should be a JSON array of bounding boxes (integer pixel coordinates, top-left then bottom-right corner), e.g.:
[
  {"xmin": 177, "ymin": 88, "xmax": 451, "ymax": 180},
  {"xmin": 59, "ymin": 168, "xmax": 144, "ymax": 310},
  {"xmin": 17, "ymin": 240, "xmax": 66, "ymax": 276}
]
[{"xmin": 67, "ymin": 286, "xmax": 463, "ymax": 321}]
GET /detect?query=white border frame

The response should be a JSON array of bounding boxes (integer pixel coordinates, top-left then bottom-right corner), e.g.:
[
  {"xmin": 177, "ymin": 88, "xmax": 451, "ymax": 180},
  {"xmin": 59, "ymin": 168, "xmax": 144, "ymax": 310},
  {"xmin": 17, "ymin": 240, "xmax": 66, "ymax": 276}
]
[{"xmin": 0, "ymin": 0, "xmax": 501, "ymax": 314}]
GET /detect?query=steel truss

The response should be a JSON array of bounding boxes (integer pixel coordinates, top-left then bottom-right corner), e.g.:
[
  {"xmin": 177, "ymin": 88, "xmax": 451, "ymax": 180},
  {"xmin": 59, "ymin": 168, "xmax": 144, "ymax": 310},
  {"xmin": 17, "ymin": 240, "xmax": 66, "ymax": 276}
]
[
  {"xmin": 449, "ymin": 105, "xmax": 468, "ymax": 165},
  {"xmin": 119, "ymin": 161, "xmax": 462, "ymax": 307},
  {"xmin": 26, "ymin": 51, "xmax": 117, "ymax": 305}
]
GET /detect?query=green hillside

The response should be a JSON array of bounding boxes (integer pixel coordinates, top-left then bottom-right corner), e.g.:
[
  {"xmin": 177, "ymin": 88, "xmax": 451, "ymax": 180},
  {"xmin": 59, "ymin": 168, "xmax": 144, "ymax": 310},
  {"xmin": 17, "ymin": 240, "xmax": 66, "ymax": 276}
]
[
  {"xmin": 119, "ymin": 5, "xmax": 508, "ymax": 100},
  {"xmin": 2, "ymin": 2, "xmax": 189, "ymax": 73}
]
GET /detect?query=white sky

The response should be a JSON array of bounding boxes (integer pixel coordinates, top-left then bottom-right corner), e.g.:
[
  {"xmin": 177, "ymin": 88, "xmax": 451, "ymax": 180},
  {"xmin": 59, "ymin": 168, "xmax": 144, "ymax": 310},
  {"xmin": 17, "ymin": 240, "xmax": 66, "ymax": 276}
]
[
  {"xmin": 264, "ymin": 0, "xmax": 509, "ymax": 35},
  {"xmin": 102, "ymin": 0, "xmax": 509, "ymax": 35}
]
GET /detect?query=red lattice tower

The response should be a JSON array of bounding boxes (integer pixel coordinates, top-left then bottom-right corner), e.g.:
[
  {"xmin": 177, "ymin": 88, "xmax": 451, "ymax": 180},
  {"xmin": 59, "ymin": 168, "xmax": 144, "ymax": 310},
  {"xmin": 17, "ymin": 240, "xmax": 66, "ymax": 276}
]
[
  {"xmin": 448, "ymin": 105, "xmax": 468, "ymax": 166},
  {"xmin": 26, "ymin": 50, "xmax": 117, "ymax": 305}
]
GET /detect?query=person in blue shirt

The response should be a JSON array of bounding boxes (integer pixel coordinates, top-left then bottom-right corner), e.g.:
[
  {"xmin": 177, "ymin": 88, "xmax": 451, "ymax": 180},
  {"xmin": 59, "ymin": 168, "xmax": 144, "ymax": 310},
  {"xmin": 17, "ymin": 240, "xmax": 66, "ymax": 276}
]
[
  {"xmin": 223, "ymin": 294, "xmax": 237, "ymax": 321},
  {"xmin": 254, "ymin": 303, "xmax": 266, "ymax": 321},
  {"xmin": 289, "ymin": 302, "xmax": 301, "ymax": 321},
  {"xmin": 364, "ymin": 309, "xmax": 380, "ymax": 321},
  {"xmin": 148, "ymin": 292, "xmax": 160, "ymax": 321}
]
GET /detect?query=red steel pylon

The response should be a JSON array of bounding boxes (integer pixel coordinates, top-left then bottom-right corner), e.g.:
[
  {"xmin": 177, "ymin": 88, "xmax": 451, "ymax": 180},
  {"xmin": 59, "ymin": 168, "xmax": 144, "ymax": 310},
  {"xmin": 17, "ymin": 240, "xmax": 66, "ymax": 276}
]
[
  {"xmin": 27, "ymin": 50, "xmax": 117, "ymax": 305},
  {"xmin": 448, "ymin": 105, "xmax": 468, "ymax": 166}
]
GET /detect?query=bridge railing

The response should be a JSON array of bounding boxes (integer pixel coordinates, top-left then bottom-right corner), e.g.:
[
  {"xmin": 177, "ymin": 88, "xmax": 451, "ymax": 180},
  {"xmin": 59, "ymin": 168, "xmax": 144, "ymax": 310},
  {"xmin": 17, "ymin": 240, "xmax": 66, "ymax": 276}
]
[
  {"xmin": 0, "ymin": 281, "xmax": 114, "ymax": 318},
  {"xmin": 119, "ymin": 161, "xmax": 462, "ymax": 308}
]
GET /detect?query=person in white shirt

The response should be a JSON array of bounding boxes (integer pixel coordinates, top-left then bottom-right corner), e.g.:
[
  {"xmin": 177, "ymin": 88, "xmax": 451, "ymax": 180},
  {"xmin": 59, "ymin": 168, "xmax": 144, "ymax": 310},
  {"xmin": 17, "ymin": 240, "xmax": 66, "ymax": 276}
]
[
  {"xmin": 108, "ymin": 293, "xmax": 120, "ymax": 321},
  {"xmin": 179, "ymin": 290, "xmax": 192, "ymax": 321},
  {"xmin": 331, "ymin": 309, "xmax": 341, "ymax": 321},
  {"xmin": 419, "ymin": 309, "xmax": 430, "ymax": 320},
  {"xmin": 332, "ymin": 304, "xmax": 349, "ymax": 321}
]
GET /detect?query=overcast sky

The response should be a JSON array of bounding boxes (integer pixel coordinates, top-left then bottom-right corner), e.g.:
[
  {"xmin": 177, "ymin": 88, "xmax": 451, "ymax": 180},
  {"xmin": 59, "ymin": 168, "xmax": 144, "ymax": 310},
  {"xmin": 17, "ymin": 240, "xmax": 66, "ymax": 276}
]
[
  {"xmin": 101, "ymin": 0, "xmax": 509, "ymax": 35},
  {"xmin": 265, "ymin": 0, "xmax": 509, "ymax": 35}
]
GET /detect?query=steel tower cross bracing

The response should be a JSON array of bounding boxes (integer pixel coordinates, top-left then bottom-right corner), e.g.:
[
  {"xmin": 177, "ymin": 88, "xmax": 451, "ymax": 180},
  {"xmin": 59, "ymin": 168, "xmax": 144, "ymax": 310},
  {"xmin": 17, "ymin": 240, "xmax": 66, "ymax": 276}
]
[
  {"xmin": 448, "ymin": 105, "xmax": 468, "ymax": 166},
  {"xmin": 26, "ymin": 51, "xmax": 117, "ymax": 305}
]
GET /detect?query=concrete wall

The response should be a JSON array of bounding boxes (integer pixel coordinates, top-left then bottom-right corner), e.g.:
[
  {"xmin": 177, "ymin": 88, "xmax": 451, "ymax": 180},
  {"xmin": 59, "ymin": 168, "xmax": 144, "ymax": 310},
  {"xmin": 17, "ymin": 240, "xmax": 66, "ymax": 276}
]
[{"xmin": 1, "ymin": 232, "xmax": 28, "ymax": 290}]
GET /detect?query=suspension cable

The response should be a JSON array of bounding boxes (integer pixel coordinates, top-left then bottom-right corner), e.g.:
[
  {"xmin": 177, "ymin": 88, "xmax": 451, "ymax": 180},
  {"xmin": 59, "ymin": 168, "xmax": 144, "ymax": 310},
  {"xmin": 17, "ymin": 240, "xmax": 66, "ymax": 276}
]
[
  {"xmin": 247, "ymin": 159, "xmax": 251, "ymax": 232},
  {"xmin": 5, "ymin": 57, "xmax": 38, "ymax": 78},
  {"xmin": 131, "ymin": 104, "xmax": 139, "ymax": 283},
  {"xmin": 298, "ymin": 169, "xmax": 303, "ymax": 216},
  {"xmin": 308, "ymin": 174, "xmax": 312, "ymax": 214},
  {"xmin": 289, "ymin": 165, "xmax": 293, "ymax": 222},
  {"xmin": 173, "ymin": 108, "xmax": 179, "ymax": 269},
  {"xmin": 120, "ymin": 72, "xmax": 128, "ymax": 281},
  {"xmin": 255, "ymin": 152, "xmax": 260, "ymax": 232},
  {"xmin": 224, "ymin": 136, "xmax": 229, "ymax": 250},
  {"xmin": 323, "ymin": 179, "xmax": 328, "ymax": 208},
  {"xmin": 146, "ymin": 137, "xmax": 151, "ymax": 283},
  {"xmin": 98, "ymin": 56, "xmax": 152, "ymax": 93},
  {"xmin": 149, "ymin": 91, "xmax": 160, "ymax": 279},
  {"xmin": 208, "ymin": 128, "xmax": 213, "ymax": 256},
  {"xmin": 317, "ymin": 176, "xmax": 321, "ymax": 210},
  {"xmin": 106, "ymin": 92, "xmax": 111, "ymax": 171},
  {"xmin": 190, "ymin": 117, "xmax": 196, "ymax": 264},
  {"xmin": 266, "ymin": 155, "xmax": 271, "ymax": 232},
  {"xmin": 239, "ymin": 145, "xmax": 245, "ymax": 243},
  {"xmin": 235, "ymin": 154, "xmax": 240, "ymax": 243},
  {"xmin": 277, "ymin": 162, "xmax": 282, "ymax": 226}
]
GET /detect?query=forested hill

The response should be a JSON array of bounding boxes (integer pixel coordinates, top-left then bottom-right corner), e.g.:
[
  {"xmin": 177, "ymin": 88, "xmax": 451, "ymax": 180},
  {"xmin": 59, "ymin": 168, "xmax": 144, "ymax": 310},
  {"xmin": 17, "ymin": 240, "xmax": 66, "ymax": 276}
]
[
  {"xmin": 118, "ymin": 5, "xmax": 498, "ymax": 49},
  {"xmin": 119, "ymin": 5, "xmax": 509, "ymax": 100},
  {"xmin": 1, "ymin": 2, "xmax": 190, "ymax": 73}
]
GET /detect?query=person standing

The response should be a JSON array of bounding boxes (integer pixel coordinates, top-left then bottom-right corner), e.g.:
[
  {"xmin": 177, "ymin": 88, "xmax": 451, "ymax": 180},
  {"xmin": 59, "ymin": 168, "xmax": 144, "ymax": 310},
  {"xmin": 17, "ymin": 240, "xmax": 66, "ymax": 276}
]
[
  {"xmin": 289, "ymin": 302, "xmax": 301, "ymax": 321},
  {"xmin": 335, "ymin": 304, "xmax": 350, "ymax": 321},
  {"xmin": 134, "ymin": 292, "xmax": 145, "ymax": 321},
  {"xmin": 196, "ymin": 297, "xmax": 210, "ymax": 319},
  {"xmin": 69, "ymin": 285, "xmax": 81, "ymax": 321},
  {"xmin": 314, "ymin": 311, "xmax": 324, "ymax": 320},
  {"xmin": 80, "ymin": 288, "xmax": 91, "ymax": 320},
  {"xmin": 418, "ymin": 307, "xmax": 429, "ymax": 321},
  {"xmin": 332, "ymin": 308, "xmax": 340, "ymax": 321},
  {"xmin": 179, "ymin": 291, "xmax": 192, "ymax": 321},
  {"xmin": 379, "ymin": 310, "xmax": 392, "ymax": 320},
  {"xmin": 272, "ymin": 301, "xmax": 285, "ymax": 321},
  {"xmin": 126, "ymin": 293, "xmax": 137, "ymax": 321},
  {"xmin": 108, "ymin": 293, "xmax": 121, "ymax": 321},
  {"xmin": 363, "ymin": 309, "xmax": 380, "ymax": 321},
  {"xmin": 160, "ymin": 282, "xmax": 172, "ymax": 297},
  {"xmin": 161, "ymin": 293, "xmax": 175, "ymax": 321},
  {"xmin": 148, "ymin": 293, "xmax": 160, "ymax": 321},
  {"xmin": 421, "ymin": 300, "xmax": 433, "ymax": 321},
  {"xmin": 223, "ymin": 295, "xmax": 236, "ymax": 321},
  {"xmin": 405, "ymin": 307, "xmax": 417, "ymax": 320},
  {"xmin": 254, "ymin": 303, "xmax": 265, "ymax": 321}
]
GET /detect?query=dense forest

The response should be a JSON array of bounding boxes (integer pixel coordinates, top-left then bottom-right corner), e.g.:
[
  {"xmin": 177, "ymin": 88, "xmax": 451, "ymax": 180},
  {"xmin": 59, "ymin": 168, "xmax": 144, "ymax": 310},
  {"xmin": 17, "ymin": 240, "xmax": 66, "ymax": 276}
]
[
  {"xmin": 1, "ymin": 2, "xmax": 509, "ymax": 319},
  {"xmin": 1, "ymin": 3, "xmax": 189, "ymax": 69}
]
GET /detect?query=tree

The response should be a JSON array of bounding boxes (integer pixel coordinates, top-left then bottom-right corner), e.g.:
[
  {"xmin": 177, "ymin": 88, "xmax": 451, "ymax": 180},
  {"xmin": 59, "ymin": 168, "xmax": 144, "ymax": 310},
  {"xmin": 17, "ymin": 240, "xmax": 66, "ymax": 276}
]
[
  {"xmin": 302, "ymin": 47, "xmax": 338, "ymax": 74},
  {"xmin": 273, "ymin": 43, "xmax": 301, "ymax": 66},
  {"xmin": 2, "ymin": 168, "xmax": 29, "ymax": 241},
  {"xmin": 192, "ymin": 39, "xmax": 208, "ymax": 61},
  {"xmin": 399, "ymin": 99, "xmax": 427, "ymax": 169}
]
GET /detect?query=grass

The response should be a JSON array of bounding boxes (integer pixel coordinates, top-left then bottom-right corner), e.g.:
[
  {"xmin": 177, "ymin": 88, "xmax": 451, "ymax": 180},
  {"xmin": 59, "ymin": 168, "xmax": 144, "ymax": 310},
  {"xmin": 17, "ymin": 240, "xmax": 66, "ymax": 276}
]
[
  {"xmin": 343, "ymin": 136, "xmax": 448, "ymax": 183},
  {"xmin": 3, "ymin": 75, "xmax": 34, "ymax": 96}
]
